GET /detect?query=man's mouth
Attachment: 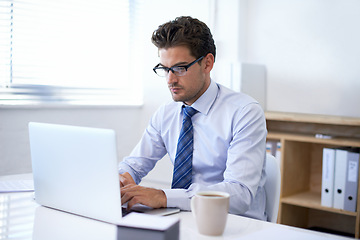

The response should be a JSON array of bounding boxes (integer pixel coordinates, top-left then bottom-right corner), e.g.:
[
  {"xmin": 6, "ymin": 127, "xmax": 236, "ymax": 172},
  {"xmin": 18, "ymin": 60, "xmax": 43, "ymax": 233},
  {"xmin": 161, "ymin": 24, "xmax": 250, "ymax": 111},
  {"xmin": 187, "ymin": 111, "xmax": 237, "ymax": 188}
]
[{"xmin": 169, "ymin": 86, "xmax": 182, "ymax": 93}]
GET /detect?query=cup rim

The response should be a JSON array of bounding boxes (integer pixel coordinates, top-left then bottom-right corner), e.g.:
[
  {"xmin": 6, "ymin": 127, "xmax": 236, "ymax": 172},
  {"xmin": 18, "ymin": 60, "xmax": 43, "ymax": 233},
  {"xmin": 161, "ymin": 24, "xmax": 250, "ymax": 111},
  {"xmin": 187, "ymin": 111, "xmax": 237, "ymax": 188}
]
[{"xmin": 195, "ymin": 191, "xmax": 230, "ymax": 198}]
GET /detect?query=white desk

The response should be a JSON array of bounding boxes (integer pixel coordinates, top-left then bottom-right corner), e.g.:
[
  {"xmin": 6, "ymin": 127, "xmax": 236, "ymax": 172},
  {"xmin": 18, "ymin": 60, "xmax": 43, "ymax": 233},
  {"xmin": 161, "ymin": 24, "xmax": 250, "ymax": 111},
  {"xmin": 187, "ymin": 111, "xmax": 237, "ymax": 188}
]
[{"xmin": 0, "ymin": 191, "xmax": 353, "ymax": 240}]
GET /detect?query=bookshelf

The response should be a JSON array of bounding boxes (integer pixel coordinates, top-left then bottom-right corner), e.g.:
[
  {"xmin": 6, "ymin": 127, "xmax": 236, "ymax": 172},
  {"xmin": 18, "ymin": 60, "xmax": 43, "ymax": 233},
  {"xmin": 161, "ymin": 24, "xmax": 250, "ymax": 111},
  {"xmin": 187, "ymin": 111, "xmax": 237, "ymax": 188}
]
[{"xmin": 265, "ymin": 111, "xmax": 360, "ymax": 238}]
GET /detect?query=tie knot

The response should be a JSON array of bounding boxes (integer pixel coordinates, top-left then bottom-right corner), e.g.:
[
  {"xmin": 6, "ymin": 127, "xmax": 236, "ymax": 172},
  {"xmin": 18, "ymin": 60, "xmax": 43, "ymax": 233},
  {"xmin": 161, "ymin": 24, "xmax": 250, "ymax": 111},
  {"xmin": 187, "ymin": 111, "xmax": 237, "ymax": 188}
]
[{"xmin": 183, "ymin": 106, "xmax": 198, "ymax": 119}]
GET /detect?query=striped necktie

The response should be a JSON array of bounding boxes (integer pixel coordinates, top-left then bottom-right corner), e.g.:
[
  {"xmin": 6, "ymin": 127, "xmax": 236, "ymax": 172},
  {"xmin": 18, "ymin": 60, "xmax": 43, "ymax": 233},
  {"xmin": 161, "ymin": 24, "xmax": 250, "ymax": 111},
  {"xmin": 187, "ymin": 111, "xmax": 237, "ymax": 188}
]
[{"xmin": 172, "ymin": 106, "xmax": 198, "ymax": 189}]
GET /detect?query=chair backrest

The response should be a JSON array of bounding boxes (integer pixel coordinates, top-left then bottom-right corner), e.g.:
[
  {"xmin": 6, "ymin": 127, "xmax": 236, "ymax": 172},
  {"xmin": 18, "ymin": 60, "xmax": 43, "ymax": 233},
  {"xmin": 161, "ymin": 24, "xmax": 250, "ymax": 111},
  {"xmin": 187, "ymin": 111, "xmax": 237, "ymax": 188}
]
[{"xmin": 264, "ymin": 153, "xmax": 281, "ymax": 223}]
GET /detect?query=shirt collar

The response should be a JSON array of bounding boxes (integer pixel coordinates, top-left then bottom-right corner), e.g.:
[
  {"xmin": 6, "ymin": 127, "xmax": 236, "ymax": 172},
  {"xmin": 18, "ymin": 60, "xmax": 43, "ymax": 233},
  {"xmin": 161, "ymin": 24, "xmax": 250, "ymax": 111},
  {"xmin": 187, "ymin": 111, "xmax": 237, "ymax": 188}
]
[{"xmin": 182, "ymin": 79, "xmax": 218, "ymax": 116}]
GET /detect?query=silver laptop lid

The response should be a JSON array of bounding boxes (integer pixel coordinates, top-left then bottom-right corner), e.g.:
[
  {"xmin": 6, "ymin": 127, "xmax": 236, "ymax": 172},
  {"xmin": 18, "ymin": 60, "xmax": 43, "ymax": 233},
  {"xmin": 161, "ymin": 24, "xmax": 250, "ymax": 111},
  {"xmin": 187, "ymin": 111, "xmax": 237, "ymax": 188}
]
[{"xmin": 29, "ymin": 122, "xmax": 122, "ymax": 224}]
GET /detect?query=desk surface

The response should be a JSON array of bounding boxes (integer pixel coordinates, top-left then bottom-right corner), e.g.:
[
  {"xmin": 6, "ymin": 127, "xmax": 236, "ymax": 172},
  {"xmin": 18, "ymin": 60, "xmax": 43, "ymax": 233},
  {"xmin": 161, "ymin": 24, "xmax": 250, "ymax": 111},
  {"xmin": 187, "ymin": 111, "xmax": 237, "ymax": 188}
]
[{"xmin": 0, "ymin": 191, "xmax": 353, "ymax": 240}]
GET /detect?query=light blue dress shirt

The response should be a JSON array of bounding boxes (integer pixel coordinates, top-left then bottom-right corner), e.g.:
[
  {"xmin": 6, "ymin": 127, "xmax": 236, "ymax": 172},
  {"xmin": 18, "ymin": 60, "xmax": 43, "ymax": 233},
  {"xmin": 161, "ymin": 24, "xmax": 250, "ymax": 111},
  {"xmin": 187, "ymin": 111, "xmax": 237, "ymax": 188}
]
[{"xmin": 118, "ymin": 79, "xmax": 267, "ymax": 220}]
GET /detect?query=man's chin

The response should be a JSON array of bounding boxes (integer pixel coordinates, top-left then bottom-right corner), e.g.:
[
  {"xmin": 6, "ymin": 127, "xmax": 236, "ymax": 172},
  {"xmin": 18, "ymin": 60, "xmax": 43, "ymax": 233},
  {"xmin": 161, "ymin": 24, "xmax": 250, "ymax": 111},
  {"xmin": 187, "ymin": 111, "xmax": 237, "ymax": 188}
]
[{"xmin": 171, "ymin": 93, "xmax": 184, "ymax": 102}]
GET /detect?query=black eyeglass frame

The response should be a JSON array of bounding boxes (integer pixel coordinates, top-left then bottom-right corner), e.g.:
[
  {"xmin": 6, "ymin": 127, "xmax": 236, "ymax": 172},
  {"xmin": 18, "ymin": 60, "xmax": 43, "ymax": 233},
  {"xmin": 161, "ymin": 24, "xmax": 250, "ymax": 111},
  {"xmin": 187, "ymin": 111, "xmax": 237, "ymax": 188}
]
[{"xmin": 153, "ymin": 56, "xmax": 204, "ymax": 77}]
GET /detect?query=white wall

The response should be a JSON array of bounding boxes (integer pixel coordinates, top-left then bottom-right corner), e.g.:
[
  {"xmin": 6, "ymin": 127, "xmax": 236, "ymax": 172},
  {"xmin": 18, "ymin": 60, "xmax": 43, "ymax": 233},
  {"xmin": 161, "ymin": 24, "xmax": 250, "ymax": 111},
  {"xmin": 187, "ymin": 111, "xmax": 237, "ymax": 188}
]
[
  {"xmin": 0, "ymin": 107, "xmax": 143, "ymax": 175},
  {"xmin": 212, "ymin": 0, "xmax": 360, "ymax": 118},
  {"xmin": 245, "ymin": 0, "xmax": 360, "ymax": 117}
]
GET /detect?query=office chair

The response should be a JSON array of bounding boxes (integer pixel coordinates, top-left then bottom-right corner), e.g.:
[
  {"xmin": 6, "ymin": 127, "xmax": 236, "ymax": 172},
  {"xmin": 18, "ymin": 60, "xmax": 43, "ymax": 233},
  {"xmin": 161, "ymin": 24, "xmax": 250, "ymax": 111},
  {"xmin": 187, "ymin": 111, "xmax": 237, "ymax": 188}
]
[{"xmin": 264, "ymin": 153, "xmax": 281, "ymax": 223}]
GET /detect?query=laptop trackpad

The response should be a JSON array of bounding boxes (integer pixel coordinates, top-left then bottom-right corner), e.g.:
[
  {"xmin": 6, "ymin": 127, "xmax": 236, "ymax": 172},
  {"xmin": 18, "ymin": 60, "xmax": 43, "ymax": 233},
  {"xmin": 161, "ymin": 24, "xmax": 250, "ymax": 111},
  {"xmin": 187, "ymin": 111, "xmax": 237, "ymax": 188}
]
[{"xmin": 125, "ymin": 204, "xmax": 180, "ymax": 216}]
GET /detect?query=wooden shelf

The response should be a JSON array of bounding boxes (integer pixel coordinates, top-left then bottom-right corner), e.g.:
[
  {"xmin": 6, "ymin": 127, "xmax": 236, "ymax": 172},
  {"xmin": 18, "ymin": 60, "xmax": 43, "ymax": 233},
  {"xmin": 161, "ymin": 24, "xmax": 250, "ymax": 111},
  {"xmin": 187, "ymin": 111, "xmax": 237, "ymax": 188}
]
[
  {"xmin": 267, "ymin": 131, "xmax": 360, "ymax": 148},
  {"xmin": 265, "ymin": 111, "xmax": 360, "ymax": 126},
  {"xmin": 266, "ymin": 111, "xmax": 360, "ymax": 238},
  {"xmin": 281, "ymin": 191, "xmax": 357, "ymax": 217}
]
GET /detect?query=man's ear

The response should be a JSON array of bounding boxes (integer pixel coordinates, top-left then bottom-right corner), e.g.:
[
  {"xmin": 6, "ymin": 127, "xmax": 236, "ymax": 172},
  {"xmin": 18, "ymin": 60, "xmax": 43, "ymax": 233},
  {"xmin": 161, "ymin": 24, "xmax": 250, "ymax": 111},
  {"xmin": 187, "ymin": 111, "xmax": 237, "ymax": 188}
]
[{"xmin": 203, "ymin": 53, "xmax": 214, "ymax": 73}]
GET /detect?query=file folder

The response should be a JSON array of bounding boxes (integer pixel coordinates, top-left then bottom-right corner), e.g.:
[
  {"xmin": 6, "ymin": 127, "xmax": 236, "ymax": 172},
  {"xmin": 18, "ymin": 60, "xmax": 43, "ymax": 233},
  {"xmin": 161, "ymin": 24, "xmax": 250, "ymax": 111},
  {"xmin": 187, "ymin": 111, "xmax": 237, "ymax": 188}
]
[
  {"xmin": 333, "ymin": 148, "xmax": 348, "ymax": 210},
  {"xmin": 321, "ymin": 148, "xmax": 336, "ymax": 208},
  {"xmin": 266, "ymin": 140, "xmax": 277, "ymax": 157},
  {"xmin": 275, "ymin": 142, "xmax": 282, "ymax": 163},
  {"xmin": 344, "ymin": 150, "xmax": 360, "ymax": 212}
]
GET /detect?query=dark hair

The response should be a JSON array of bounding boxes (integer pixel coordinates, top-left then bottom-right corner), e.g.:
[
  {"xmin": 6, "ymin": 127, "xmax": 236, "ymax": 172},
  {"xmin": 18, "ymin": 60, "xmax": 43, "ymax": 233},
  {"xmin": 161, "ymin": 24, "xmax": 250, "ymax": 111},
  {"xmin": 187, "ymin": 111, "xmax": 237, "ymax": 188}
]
[{"xmin": 151, "ymin": 16, "xmax": 216, "ymax": 61}]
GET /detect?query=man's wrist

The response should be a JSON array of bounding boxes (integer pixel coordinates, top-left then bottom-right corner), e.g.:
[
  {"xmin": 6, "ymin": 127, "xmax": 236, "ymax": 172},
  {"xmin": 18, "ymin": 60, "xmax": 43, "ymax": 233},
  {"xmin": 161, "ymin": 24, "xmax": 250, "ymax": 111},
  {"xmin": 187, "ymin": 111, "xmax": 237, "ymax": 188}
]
[{"xmin": 160, "ymin": 189, "xmax": 167, "ymax": 208}]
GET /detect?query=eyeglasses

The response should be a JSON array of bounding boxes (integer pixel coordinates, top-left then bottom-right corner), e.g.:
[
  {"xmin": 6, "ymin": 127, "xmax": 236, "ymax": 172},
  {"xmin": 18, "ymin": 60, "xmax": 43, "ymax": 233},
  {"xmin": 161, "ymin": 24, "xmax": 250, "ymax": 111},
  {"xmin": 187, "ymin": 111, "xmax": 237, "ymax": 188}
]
[{"xmin": 153, "ymin": 56, "xmax": 204, "ymax": 77}]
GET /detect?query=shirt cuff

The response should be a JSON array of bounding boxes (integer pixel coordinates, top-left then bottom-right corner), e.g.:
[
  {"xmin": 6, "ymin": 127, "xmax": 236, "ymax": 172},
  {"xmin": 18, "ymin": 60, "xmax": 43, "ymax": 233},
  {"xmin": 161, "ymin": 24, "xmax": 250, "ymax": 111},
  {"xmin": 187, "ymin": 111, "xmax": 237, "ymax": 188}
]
[{"xmin": 162, "ymin": 188, "xmax": 191, "ymax": 211}]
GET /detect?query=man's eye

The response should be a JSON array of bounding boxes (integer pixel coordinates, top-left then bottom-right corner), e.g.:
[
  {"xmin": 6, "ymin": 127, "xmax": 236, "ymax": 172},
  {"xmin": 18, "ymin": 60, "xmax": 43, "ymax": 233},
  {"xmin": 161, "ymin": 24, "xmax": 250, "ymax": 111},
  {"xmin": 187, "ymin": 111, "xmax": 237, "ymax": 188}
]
[{"xmin": 173, "ymin": 67, "xmax": 186, "ymax": 72}]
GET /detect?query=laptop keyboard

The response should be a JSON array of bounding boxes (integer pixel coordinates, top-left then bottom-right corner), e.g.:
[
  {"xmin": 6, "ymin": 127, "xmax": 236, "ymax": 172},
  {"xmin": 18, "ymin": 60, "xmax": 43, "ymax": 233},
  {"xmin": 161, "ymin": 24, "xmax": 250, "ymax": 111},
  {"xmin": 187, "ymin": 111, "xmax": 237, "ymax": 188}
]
[
  {"xmin": 122, "ymin": 207, "xmax": 131, "ymax": 217},
  {"xmin": 122, "ymin": 207, "xmax": 143, "ymax": 217}
]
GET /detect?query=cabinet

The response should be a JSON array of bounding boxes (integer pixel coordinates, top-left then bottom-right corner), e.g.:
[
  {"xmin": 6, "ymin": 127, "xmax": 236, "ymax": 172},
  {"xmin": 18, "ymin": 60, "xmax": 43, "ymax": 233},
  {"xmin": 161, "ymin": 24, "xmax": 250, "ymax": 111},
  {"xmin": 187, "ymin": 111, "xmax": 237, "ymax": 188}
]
[{"xmin": 265, "ymin": 111, "xmax": 360, "ymax": 238}]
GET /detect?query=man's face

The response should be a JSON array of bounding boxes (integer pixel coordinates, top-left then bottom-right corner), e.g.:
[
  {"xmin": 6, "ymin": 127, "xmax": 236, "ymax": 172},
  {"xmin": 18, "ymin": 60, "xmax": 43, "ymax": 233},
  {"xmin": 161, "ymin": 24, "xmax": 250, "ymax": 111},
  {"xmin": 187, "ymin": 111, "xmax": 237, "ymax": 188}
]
[{"xmin": 158, "ymin": 46, "xmax": 210, "ymax": 106}]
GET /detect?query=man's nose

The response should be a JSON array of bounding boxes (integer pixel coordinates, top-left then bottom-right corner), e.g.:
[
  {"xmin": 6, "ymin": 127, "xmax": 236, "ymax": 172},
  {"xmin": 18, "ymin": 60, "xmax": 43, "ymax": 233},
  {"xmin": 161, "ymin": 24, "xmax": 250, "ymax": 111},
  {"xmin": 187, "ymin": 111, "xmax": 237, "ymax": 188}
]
[{"xmin": 166, "ymin": 70, "xmax": 178, "ymax": 84}]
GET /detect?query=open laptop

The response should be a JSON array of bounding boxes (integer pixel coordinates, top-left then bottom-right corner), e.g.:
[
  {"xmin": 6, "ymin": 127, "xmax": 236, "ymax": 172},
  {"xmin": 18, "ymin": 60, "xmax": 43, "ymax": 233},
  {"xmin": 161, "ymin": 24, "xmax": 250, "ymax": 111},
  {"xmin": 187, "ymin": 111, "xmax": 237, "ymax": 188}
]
[{"xmin": 28, "ymin": 122, "xmax": 179, "ymax": 225}]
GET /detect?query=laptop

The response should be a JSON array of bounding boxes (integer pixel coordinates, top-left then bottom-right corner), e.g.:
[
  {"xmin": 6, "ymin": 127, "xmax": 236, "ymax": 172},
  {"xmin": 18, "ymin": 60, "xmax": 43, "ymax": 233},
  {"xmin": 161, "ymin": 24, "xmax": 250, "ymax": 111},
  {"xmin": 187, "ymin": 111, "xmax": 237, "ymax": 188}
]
[{"xmin": 29, "ymin": 122, "xmax": 179, "ymax": 225}]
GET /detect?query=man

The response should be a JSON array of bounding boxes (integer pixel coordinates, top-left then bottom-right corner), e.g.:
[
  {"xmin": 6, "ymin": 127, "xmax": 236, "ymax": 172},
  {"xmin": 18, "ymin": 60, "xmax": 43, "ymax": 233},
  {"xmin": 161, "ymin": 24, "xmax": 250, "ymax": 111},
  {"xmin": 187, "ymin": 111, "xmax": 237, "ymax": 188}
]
[{"xmin": 119, "ymin": 16, "xmax": 267, "ymax": 220}]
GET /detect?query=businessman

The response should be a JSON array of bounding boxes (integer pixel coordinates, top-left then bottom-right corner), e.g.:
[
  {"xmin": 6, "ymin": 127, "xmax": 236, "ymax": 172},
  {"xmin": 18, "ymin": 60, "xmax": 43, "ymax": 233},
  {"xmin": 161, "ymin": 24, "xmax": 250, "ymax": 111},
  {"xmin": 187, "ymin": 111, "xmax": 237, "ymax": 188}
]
[{"xmin": 119, "ymin": 16, "xmax": 267, "ymax": 220}]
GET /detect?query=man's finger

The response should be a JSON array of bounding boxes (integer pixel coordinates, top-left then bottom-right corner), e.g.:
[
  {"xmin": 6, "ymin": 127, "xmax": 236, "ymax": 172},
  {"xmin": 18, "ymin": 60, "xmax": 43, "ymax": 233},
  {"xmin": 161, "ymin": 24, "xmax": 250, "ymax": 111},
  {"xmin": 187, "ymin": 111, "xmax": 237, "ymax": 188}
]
[
  {"xmin": 121, "ymin": 184, "xmax": 134, "ymax": 202},
  {"xmin": 119, "ymin": 172, "xmax": 136, "ymax": 188},
  {"xmin": 121, "ymin": 185, "xmax": 167, "ymax": 209},
  {"xmin": 119, "ymin": 175, "xmax": 126, "ymax": 188}
]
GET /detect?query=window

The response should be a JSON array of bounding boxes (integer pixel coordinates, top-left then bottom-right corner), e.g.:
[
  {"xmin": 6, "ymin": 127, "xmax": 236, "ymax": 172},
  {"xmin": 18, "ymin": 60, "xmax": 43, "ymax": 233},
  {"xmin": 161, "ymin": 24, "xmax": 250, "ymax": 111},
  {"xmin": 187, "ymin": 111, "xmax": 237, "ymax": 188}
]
[{"xmin": 0, "ymin": 0, "xmax": 142, "ymax": 106}]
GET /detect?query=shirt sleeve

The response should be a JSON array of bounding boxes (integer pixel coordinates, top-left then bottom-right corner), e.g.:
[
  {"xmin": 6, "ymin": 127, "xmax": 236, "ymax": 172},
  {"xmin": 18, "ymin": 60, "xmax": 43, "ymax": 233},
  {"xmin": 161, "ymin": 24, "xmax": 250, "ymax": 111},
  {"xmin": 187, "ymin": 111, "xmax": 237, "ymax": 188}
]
[{"xmin": 118, "ymin": 107, "xmax": 168, "ymax": 184}]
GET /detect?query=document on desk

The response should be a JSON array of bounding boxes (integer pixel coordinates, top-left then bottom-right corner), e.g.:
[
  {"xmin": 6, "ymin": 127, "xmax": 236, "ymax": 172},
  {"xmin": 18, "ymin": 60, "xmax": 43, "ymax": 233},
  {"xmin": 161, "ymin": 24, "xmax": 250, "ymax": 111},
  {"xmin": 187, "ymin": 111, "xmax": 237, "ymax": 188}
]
[{"xmin": 0, "ymin": 179, "xmax": 34, "ymax": 193}]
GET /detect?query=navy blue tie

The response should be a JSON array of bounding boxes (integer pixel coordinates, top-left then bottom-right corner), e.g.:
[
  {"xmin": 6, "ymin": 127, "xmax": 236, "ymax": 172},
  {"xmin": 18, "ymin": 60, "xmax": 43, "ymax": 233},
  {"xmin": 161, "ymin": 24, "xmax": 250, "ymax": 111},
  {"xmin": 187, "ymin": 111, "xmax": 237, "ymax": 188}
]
[{"xmin": 171, "ymin": 106, "xmax": 198, "ymax": 189}]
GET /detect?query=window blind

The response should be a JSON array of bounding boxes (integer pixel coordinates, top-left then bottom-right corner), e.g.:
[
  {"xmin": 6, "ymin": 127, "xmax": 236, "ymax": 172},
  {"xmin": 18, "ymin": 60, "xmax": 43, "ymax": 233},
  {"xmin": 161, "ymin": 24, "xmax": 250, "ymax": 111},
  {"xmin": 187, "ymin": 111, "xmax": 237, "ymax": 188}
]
[{"xmin": 0, "ymin": 0, "xmax": 142, "ymax": 106}]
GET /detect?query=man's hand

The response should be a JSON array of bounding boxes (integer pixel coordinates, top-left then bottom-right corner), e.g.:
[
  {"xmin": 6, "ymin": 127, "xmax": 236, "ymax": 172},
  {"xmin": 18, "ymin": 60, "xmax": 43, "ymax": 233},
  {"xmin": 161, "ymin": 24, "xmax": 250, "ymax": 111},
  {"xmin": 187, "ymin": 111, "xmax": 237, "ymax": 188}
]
[
  {"xmin": 119, "ymin": 172, "xmax": 136, "ymax": 187},
  {"xmin": 119, "ymin": 172, "xmax": 167, "ymax": 210}
]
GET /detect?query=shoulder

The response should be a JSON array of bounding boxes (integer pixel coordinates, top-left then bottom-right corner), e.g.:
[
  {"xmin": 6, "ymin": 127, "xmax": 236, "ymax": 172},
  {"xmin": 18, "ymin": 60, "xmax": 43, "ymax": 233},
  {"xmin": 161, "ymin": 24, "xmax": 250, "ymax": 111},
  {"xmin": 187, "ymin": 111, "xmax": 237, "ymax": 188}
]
[
  {"xmin": 215, "ymin": 84, "xmax": 266, "ymax": 133},
  {"xmin": 150, "ymin": 100, "xmax": 181, "ymax": 125},
  {"xmin": 155, "ymin": 100, "xmax": 181, "ymax": 116},
  {"xmin": 216, "ymin": 83, "xmax": 263, "ymax": 114}
]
